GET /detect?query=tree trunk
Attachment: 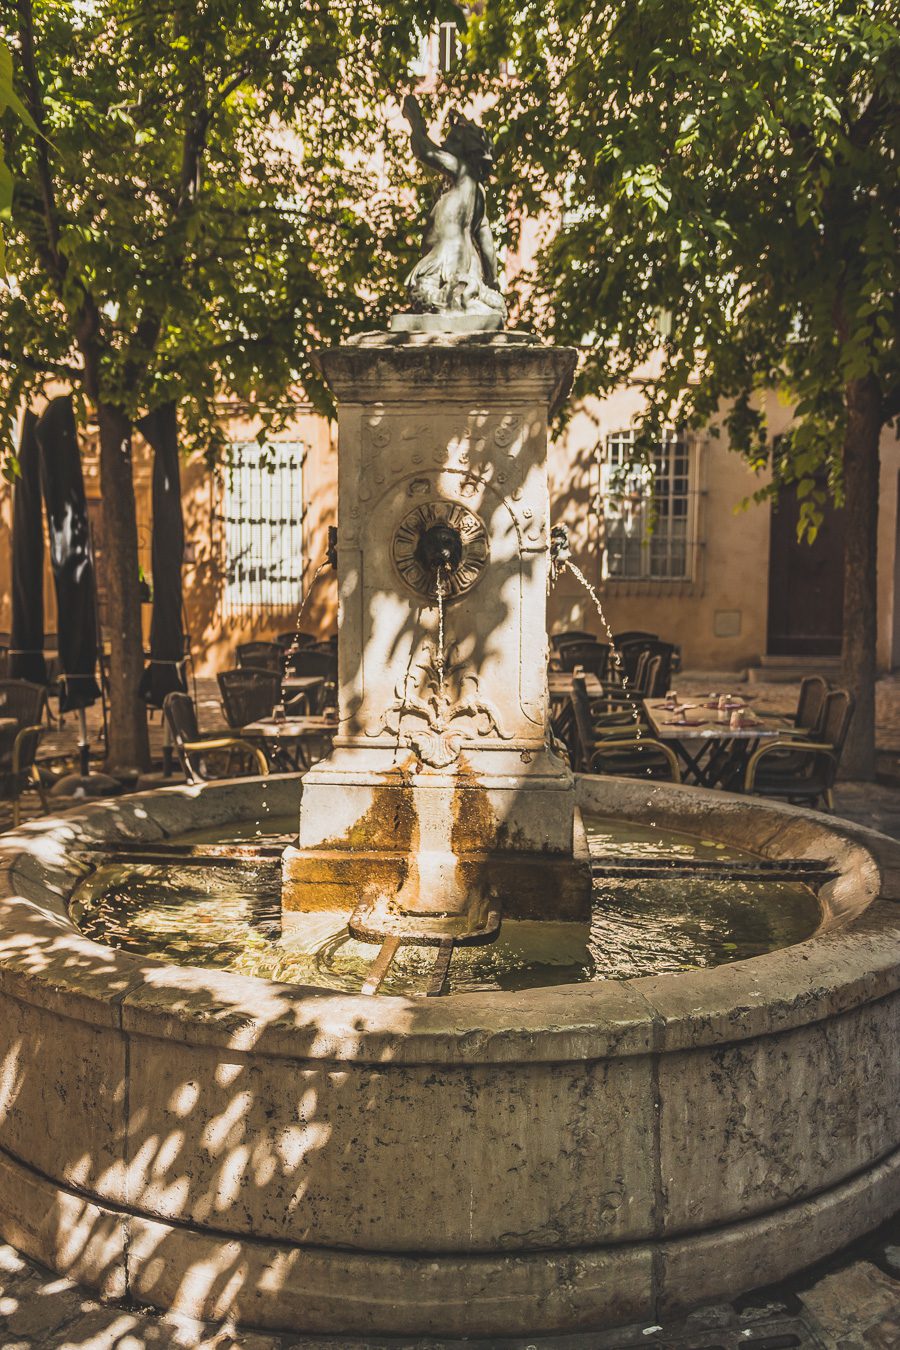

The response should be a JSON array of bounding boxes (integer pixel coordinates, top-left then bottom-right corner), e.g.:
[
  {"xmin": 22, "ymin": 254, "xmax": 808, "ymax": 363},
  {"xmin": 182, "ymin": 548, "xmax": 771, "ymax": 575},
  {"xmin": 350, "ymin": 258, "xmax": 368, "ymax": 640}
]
[
  {"xmin": 96, "ymin": 402, "xmax": 151, "ymax": 771},
  {"xmin": 839, "ymin": 374, "xmax": 882, "ymax": 780}
]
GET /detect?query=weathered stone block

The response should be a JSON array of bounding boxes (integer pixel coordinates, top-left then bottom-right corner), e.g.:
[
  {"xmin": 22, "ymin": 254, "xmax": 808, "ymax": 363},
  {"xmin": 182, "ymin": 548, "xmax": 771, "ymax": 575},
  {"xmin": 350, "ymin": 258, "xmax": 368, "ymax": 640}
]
[
  {"xmin": 657, "ymin": 993, "xmax": 900, "ymax": 1231},
  {"xmin": 122, "ymin": 1037, "xmax": 656, "ymax": 1249}
]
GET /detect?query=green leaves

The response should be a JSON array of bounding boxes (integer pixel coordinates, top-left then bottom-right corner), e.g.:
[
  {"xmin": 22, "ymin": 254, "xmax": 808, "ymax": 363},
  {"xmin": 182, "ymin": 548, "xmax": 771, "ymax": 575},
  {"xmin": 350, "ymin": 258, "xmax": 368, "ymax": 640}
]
[
  {"xmin": 0, "ymin": 0, "xmax": 449, "ymax": 446},
  {"xmin": 0, "ymin": 41, "xmax": 38, "ymax": 134},
  {"xmin": 465, "ymin": 0, "xmax": 898, "ymax": 490},
  {"xmin": 0, "ymin": 37, "xmax": 40, "ymax": 271}
]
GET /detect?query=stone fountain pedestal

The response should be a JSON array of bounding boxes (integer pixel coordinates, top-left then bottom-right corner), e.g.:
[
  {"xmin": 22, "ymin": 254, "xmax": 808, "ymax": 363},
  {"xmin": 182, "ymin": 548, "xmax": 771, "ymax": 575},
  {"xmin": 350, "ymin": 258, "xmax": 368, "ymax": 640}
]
[{"xmin": 282, "ymin": 332, "xmax": 591, "ymax": 934}]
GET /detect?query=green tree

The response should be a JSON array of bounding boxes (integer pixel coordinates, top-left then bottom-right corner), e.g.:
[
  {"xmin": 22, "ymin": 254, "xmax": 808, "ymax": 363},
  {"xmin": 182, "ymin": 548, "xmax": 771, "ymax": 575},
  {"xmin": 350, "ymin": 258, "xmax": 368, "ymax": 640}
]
[
  {"xmin": 1, "ymin": 0, "xmax": 450, "ymax": 769},
  {"xmin": 467, "ymin": 0, "xmax": 899, "ymax": 778},
  {"xmin": 0, "ymin": 36, "xmax": 37, "ymax": 266}
]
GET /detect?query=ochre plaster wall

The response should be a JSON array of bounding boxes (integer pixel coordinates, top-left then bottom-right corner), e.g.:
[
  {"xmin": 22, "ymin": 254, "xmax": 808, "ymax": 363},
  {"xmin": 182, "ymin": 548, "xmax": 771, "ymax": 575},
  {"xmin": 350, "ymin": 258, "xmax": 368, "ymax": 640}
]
[
  {"xmin": 176, "ymin": 405, "xmax": 338, "ymax": 676},
  {"xmin": 1, "ymin": 390, "xmax": 898, "ymax": 676},
  {"xmin": 547, "ymin": 387, "xmax": 774, "ymax": 672}
]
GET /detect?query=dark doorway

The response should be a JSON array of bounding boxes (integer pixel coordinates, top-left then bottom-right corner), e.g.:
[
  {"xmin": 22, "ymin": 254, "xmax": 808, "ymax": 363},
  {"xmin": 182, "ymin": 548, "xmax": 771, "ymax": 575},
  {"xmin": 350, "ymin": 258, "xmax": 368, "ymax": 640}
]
[{"xmin": 767, "ymin": 480, "xmax": 845, "ymax": 656}]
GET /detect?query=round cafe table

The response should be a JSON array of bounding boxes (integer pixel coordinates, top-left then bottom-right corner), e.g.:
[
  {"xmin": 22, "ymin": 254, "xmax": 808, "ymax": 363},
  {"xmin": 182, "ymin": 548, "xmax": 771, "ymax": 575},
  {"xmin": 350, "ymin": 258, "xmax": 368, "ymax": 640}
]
[{"xmin": 240, "ymin": 715, "xmax": 336, "ymax": 771}]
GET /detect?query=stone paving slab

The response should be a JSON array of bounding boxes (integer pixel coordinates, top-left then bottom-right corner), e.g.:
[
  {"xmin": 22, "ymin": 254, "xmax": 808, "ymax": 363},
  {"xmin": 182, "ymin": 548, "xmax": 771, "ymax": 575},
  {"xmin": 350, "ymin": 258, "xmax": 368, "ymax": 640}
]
[{"xmin": 0, "ymin": 1213, "xmax": 897, "ymax": 1348}]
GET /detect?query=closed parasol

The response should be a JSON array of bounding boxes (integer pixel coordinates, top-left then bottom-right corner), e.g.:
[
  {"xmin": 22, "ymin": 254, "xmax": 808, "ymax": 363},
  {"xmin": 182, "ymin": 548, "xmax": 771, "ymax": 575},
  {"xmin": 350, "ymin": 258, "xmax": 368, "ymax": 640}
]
[
  {"xmin": 136, "ymin": 403, "xmax": 186, "ymax": 708},
  {"xmin": 9, "ymin": 411, "xmax": 48, "ymax": 685},
  {"xmin": 35, "ymin": 396, "xmax": 101, "ymax": 714}
]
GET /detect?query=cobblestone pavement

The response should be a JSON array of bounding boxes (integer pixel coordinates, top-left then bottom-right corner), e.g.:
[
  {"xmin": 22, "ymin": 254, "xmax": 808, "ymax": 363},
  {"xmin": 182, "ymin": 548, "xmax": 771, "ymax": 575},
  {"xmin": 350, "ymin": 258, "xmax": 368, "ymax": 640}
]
[{"xmin": 0, "ymin": 1213, "xmax": 897, "ymax": 1347}]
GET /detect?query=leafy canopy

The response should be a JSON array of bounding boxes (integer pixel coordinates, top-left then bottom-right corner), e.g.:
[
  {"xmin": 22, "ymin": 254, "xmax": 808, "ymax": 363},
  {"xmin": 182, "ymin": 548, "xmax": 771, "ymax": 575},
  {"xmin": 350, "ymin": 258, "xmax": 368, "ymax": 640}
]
[
  {"xmin": 1, "ymin": 0, "xmax": 461, "ymax": 457},
  {"xmin": 0, "ymin": 36, "xmax": 37, "ymax": 269},
  {"xmin": 465, "ymin": 0, "xmax": 899, "ymax": 532}
]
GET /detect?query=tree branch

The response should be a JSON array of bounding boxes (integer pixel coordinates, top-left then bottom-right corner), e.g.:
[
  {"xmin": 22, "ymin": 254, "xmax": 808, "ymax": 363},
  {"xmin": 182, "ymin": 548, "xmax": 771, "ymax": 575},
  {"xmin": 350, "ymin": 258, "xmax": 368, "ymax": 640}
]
[
  {"xmin": 128, "ymin": 16, "xmax": 294, "ymax": 379},
  {"xmin": 0, "ymin": 345, "xmax": 84, "ymax": 379},
  {"xmin": 15, "ymin": 0, "xmax": 65, "ymax": 287},
  {"xmin": 16, "ymin": 0, "xmax": 102, "ymax": 384}
]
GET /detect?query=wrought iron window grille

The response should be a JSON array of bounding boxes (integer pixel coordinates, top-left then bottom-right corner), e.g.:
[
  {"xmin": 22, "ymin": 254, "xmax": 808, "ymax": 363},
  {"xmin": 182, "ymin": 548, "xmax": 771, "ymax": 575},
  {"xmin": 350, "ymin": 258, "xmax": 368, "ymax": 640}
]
[
  {"xmin": 218, "ymin": 441, "xmax": 308, "ymax": 616},
  {"xmin": 599, "ymin": 429, "xmax": 704, "ymax": 592}
]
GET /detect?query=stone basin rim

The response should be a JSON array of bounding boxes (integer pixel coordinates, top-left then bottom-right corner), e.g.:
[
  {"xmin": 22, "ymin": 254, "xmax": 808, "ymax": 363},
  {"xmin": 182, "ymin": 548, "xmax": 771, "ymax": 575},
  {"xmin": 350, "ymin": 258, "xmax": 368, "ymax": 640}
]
[{"xmin": 0, "ymin": 773, "xmax": 897, "ymax": 1063}]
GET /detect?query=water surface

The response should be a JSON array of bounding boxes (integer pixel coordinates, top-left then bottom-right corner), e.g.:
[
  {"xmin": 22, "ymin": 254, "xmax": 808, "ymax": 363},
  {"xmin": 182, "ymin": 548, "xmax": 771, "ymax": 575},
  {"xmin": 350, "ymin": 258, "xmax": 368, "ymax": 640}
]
[{"xmin": 70, "ymin": 814, "xmax": 821, "ymax": 995}]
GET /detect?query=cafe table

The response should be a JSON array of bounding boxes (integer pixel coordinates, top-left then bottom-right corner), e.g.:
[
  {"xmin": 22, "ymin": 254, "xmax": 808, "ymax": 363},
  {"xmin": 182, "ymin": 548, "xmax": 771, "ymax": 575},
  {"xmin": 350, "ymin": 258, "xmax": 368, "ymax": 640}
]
[
  {"xmin": 240, "ymin": 715, "xmax": 337, "ymax": 772},
  {"xmin": 548, "ymin": 671, "xmax": 603, "ymax": 704},
  {"xmin": 641, "ymin": 697, "xmax": 790, "ymax": 788}
]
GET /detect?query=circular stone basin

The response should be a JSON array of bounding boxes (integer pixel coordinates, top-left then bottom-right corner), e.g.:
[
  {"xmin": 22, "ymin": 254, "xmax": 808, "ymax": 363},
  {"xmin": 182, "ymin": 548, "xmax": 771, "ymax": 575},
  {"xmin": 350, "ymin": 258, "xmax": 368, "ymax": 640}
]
[{"xmin": 0, "ymin": 773, "xmax": 898, "ymax": 1340}]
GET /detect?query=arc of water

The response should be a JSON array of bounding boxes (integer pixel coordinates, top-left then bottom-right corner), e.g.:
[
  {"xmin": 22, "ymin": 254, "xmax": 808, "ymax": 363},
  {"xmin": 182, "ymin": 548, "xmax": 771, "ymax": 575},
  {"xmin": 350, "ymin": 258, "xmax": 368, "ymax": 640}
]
[
  {"xmin": 285, "ymin": 554, "xmax": 330, "ymax": 661},
  {"xmin": 547, "ymin": 526, "xmax": 646, "ymax": 753},
  {"xmin": 562, "ymin": 558, "xmax": 644, "ymax": 748}
]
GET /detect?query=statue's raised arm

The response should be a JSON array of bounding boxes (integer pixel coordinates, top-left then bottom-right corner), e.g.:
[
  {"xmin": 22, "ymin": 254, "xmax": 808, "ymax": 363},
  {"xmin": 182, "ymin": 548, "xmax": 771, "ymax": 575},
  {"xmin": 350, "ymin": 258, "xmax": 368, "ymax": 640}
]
[
  {"xmin": 394, "ymin": 95, "xmax": 507, "ymax": 332},
  {"xmin": 402, "ymin": 94, "xmax": 460, "ymax": 180}
]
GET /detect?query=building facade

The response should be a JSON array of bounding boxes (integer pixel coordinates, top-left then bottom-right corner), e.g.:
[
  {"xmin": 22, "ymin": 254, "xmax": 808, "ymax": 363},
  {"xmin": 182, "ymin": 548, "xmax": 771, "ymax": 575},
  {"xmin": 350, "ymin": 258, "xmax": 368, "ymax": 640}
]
[{"xmin": 3, "ymin": 384, "xmax": 898, "ymax": 678}]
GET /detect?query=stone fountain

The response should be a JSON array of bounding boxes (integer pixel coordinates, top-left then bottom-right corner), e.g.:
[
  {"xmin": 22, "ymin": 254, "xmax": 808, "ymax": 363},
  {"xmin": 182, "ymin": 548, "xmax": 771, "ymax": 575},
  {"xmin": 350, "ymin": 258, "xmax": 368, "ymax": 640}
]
[
  {"xmin": 0, "ymin": 98, "xmax": 897, "ymax": 1343},
  {"xmin": 283, "ymin": 93, "xmax": 590, "ymax": 962},
  {"xmin": 280, "ymin": 336, "xmax": 591, "ymax": 941}
]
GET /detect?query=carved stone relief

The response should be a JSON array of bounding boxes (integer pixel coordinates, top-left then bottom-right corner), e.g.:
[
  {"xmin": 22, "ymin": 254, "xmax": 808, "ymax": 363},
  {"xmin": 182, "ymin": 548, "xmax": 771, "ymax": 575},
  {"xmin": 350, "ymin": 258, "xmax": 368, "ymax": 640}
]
[
  {"xmin": 379, "ymin": 643, "xmax": 510, "ymax": 768},
  {"xmin": 391, "ymin": 500, "xmax": 489, "ymax": 601}
]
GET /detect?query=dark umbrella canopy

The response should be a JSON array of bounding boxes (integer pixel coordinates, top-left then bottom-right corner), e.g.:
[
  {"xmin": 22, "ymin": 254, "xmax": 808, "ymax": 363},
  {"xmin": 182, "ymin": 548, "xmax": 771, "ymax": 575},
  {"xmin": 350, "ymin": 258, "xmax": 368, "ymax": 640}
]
[
  {"xmin": 9, "ymin": 411, "xmax": 48, "ymax": 685},
  {"xmin": 136, "ymin": 403, "xmax": 186, "ymax": 708},
  {"xmin": 35, "ymin": 396, "xmax": 101, "ymax": 713}
]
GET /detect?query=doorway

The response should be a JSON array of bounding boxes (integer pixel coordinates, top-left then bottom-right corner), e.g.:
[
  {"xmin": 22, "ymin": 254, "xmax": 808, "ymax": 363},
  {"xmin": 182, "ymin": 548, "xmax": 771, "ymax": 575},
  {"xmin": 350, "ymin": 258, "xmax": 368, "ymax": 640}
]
[{"xmin": 767, "ymin": 480, "xmax": 844, "ymax": 656}]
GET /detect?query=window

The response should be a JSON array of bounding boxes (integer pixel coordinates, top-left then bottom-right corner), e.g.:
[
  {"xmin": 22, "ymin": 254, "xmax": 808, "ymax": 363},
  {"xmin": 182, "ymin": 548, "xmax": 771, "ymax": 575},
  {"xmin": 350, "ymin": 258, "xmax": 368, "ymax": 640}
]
[
  {"xmin": 600, "ymin": 430, "xmax": 699, "ymax": 583},
  {"xmin": 222, "ymin": 441, "xmax": 306, "ymax": 613}
]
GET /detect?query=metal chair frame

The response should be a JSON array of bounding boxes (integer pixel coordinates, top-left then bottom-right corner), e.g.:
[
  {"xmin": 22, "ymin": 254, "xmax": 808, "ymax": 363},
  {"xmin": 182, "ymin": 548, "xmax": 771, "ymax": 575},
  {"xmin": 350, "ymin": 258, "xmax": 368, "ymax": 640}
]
[
  {"xmin": 744, "ymin": 689, "xmax": 855, "ymax": 809},
  {"xmin": 235, "ymin": 642, "xmax": 285, "ymax": 675},
  {"xmin": 551, "ymin": 630, "xmax": 597, "ymax": 650},
  {"xmin": 0, "ymin": 724, "xmax": 48, "ymax": 826},
  {"xmin": 163, "ymin": 692, "xmax": 269, "ymax": 785},
  {"xmin": 571, "ymin": 676, "xmax": 680, "ymax": 781},
  {"xmin": 558, "ymin": 641, "xmax": 611, "ymax": 679}
]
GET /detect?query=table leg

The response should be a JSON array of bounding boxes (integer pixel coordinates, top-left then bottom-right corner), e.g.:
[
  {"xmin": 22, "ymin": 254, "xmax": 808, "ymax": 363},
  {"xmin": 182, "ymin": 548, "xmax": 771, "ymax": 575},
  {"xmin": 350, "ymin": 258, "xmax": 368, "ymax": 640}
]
[{"xmin": 671, "ymin": 739, "xmax": 713, "ymax": 785}]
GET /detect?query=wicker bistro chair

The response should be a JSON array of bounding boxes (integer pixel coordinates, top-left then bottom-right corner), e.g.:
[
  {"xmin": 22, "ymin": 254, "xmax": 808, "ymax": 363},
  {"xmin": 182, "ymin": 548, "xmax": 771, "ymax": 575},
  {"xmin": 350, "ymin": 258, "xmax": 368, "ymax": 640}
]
[
  {"xmin": 557, "ymin": 641, "xmax": 611, "ymax": 680},
  {"xmin": 550, "ymin": 630, "xmax": 597, "ymax": 651},
  {"xmin": 550, "ymin": 695, "xmax": 579, "ymax": 767},
  {"xmin": 217, "ymin": 668, "xmax": 281, "ymax": 730},
  {"xmin": 703, "ymin": 676, "xmax": 833, "ymax": 794},
  {"xmin": 285, "ymin": 648, "xmax": 338, "ymax": 712},
  {"xmin": 743, "ymin": 689, "xmax": 855, "ymax": 810},
  {"xmin": 235, "ymin": 642, "xmax": 284, "ymax": 675},
  {"xmin": 0, "ymin": 723, "xmax": 48, "ymax": 826},
  {"xmin": 163, "ymin": 692, "xmax": 269, "ymax": 785},
  {"xmin": 0, "ymin": 681, "xmax": 48, "ymax": 801},
  {"xmin": 275, "ymin": 631, "xmax": 316, "ymax": 651},
  {"xmin": 571, "ymin": 676, "xmax": 680, "ymax": 781},
  {"xmin": 615, "ymin": 638, "xmax": 675, "ymax": 689},
  {"xmin": 587, "ymin": 653, "xmax": 663, "ymax": 729},
  {"xmin": 611, "ymin": 630, "xmax": 658, "ymax": 648},
  {"xmin": 0, "ymin": 679, "xmax": 49, "ymax": 730},
  {"xmin": 758, "ymin": 675, "xmax": 830, "ymax": 738},
  {"xmin": 285, "ymin": 648, "xmax": 337, "ymax": 678},
  {"xmin": 612, "ymin": 637, "xmax": 674, "ymax": 691}
]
